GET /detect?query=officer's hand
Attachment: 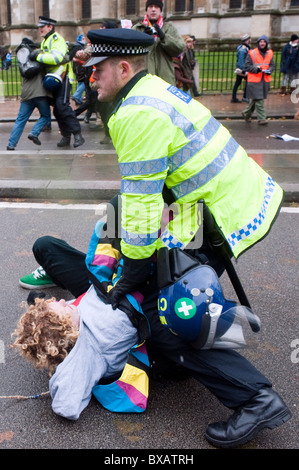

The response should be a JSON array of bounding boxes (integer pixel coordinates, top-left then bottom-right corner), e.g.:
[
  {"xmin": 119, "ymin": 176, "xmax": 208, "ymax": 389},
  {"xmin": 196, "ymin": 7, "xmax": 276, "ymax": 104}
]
[
  {"xmin": 144, "ymin": 26, "xmax": 154, "ymax": 36},
  {"xmin": 28, "ymin": 50, "xmax": 40, "ymax": 61},
  {"xmin": 108, "ymin": 277, "xmax": 139, "ymax": 310},
  {"xmin": 255, "ymin": 66, "xmax": 261, "ymax": 73},
  {"xmin": 264, "ymin": 69, "xmax": 271, "ymax": 74},
  {"xmin": 153, "ymin": 23, "xmax": 165, "ymax": 40}
]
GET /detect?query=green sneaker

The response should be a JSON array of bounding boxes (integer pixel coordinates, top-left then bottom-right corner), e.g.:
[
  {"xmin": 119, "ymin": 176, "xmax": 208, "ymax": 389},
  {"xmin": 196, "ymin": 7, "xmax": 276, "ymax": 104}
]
[{"xmin": 19, "ymin": 266, "xmax": 56, "ymax": 289}]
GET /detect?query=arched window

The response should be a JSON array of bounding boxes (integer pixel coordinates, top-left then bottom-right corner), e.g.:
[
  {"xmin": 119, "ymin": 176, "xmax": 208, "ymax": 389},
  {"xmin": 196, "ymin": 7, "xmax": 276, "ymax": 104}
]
[
  {"xmin": 175, "ymin": 0, "xmax": 186, "ymax": 11},
  {"xmin": 126, "ymin": 0, "xmax": 136, "ymax": 15},
  {"xmin": 82, "ymin": 0, "xmax": 91, "ymax": 19},
  {"xmin": 7, "ymin": 0, "xmax": 11, "ymax": 24},
  {"xmin": 42, "ymin": 0, "xmax": 49, "ymax": 17}
]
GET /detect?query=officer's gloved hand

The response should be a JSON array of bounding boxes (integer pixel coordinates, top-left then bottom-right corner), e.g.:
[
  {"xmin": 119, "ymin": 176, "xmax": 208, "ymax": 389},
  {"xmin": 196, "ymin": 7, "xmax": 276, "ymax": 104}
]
[
  {"xmin": 108, "ymin": 254, "xmax": 153, "ymax": 310},
  {"xmin": 29, "ymin": 49, "xmax": 40, "ymax": 61},
  {"xmin": 153, "ymin": 23, "xmax": 165, "ymax": 40},
  {"xmin": 109, "ymin": 277, "xmax": 140, "ymax": 310},
  {"xmin": 144, "ymin": 26, "xmax": 154, "ymax": 36}
]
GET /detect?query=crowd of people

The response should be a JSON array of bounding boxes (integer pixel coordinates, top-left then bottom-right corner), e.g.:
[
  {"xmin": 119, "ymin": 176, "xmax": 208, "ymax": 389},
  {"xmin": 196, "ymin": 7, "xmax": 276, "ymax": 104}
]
[
  {"xmin": 10, "ymin": 1, "xmax": 292, "ymax": 450},
  {"xmin": 3, "ymin": 0, "xmax": 298, "ymax": 149}
]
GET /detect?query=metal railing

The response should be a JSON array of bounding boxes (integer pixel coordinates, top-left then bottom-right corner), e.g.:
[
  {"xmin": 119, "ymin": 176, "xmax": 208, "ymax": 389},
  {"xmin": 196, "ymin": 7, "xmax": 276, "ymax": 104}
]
[{"xmin": 0, "ymin": 47, "xmax": 283, "ymax": 99}]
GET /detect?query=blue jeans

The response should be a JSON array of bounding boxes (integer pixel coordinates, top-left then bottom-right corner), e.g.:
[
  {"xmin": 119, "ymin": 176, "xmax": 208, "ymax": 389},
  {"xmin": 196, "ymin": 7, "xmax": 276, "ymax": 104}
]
[
  {"xmin": 72, "ymin": 81, "xmax": 85, "ymax": 103},
  {"xmin": 8, "ymin": 97, "xmax": 51, "ymax": 148}
]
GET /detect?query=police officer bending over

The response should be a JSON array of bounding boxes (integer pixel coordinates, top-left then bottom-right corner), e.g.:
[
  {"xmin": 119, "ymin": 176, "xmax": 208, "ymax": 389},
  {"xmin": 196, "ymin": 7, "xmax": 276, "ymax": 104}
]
[
  {"xmin": 20, "ymin": 28, "xmax": 291, "ymax": 449},
  {"xmin": 30, "ymin": 16, "xmax": 84, "ymax": 148}
]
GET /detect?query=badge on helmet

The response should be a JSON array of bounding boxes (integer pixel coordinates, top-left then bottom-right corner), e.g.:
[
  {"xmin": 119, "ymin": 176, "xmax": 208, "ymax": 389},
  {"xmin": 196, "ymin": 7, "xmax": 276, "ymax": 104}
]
[{"xmin": 157, "ymin": 248, "xmax": 260, "ymax": 350}]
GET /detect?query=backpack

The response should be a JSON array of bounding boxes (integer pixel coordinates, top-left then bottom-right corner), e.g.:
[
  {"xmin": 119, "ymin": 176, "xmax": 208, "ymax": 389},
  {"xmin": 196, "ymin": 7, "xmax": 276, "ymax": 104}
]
[{"xmin": 16, "ymin": 43, "xmax": 42, "ymax": 79}]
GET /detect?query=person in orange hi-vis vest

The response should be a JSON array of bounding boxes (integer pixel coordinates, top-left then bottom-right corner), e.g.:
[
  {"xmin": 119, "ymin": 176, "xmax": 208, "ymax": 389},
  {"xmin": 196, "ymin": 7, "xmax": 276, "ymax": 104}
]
[{"xmin": 242, "ymin": 35, "xmax": 275, "ymax": 125}]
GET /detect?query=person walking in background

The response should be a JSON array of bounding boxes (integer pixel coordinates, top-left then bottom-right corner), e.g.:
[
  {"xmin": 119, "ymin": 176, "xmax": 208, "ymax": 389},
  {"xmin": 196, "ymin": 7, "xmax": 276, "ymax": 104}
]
[
  {"xmin": 7, "ymin": 38, "xmax": 51, "ymax": 151},
  {"xmin": 5, "ymin": 49, "xmax": 12, "ymax": 69},
  {"xmin": 181, "ymin": 36, "xmax": 201, "ymax": 97},
  {"xmin": 231, "ymin": 34, "xmax": 251, "ymax": 103},
  {"xmin": 280, "ymin": 34, "xmax": 299, "ymax": 96},
  {"xmin": 242, "ymin": 35, "xmax": 275, "ymax": 125},
  {"xmin": 133, "ymin": 0, "xmax": 185, "ymax": 86},
  {"xmin": 70, "ymin": 34, "xmax": 87, "ymax": 105},
  {"xmin": 1, "ymin": 46, "xmax": 7, "ymax": 69},
  {"xmin": 29, "ymin": 16, "xmax": 84, "ymax": 148}
]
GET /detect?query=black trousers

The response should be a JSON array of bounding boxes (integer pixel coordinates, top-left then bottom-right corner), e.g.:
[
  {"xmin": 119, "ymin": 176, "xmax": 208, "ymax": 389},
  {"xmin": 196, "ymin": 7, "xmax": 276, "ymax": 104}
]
[
  {"xmin": 32, "ymin": 235, "xmax": 271, "ymax": 410},
  {"xmin": 52, "ymin": 79, "xmax": 81, "ymax": 137},
  {"xmin": 232, "ymin": 75, "xmax": 247, "ymax": 100}
]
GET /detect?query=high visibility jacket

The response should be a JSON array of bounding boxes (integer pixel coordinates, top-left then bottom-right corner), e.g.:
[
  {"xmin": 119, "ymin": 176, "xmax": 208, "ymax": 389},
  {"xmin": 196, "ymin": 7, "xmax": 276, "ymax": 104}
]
[
  {"xmin": 37, "ymin": 31, "xmax": 75, "ymax": 83},
  {"xmin": 247, "ymin": 48, "xmax": 273, "ymax": 83},
  {"xmin": 108, "ymin": 74, "xmax": 283, "ymax": 260}
]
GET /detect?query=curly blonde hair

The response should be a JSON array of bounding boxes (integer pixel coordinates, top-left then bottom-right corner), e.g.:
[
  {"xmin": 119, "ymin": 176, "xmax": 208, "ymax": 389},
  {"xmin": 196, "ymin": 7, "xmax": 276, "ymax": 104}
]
[{"xmin": 12, "ymin": 297, "xmax": 80, "ymax": 376}]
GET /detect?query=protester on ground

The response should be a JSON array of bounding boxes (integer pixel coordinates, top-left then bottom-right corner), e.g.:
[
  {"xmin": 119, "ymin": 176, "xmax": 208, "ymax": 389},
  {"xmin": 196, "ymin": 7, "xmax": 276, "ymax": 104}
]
[
  {"xmin": 133, "ymin": 0, "xmax": 185, "ymax": 86},
  {"xmin": 7, "ymin": 38, "xmax": 51, "ymax": 151},
  {"xmin": 231, "ymin": 34, "xmax": 251, "ymax": 103},
  {"xmin": 70, "ymin": 34, "xmax": 87, "ymax": 105},
  {"xmin": 242, "ymin": 35, "xmax": 275, "ymax": 125},
  {"xmin": 29, "ymin": 16, "xmax": 84, "ymax": 148},
  {"xmin": 17, "ymin": 27, "xmax": 291, "ymax": 449},
  {"xmin": 280, "ymin": 34, "xmax": 299, "ymax": 96},
  {"xmin": 13, "ymin": 280, "xmax": 139, "ymax": 420}
]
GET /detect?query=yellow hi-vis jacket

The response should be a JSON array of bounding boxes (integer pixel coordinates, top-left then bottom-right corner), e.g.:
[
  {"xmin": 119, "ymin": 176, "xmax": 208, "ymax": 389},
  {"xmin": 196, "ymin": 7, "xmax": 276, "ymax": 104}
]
[
  {"xmin": 37, "ymin": 31, "xmax": 75, "ymax": 83},
  {"xmin": 108, "ymin": 74, "xmax": 283, "ymax": 260}
]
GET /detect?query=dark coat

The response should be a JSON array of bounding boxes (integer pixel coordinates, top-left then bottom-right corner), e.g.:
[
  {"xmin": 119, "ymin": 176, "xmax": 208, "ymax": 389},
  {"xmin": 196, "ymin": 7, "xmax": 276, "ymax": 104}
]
[{"xmin": 280, "ymin": 42, "xmax": 299, "ymax": 74}]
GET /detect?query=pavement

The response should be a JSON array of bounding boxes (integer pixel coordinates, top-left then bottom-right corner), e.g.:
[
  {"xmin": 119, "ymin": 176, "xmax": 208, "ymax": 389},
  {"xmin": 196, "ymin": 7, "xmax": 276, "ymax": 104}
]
[{"xmin": 0, "ymin": 92, "xmax": 298, "ymax": 203}]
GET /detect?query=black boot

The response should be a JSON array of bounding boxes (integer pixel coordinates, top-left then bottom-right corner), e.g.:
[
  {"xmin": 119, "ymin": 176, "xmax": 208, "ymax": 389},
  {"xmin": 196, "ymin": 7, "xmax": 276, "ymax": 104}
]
[
  {"xmin": 73, "ymin": 133, "xmax": 85, "ymax": 148},
  {"xmin": 205, "ymin": 387, "xmax": 291, "ymax": 448},
  {"xmin": 57, "ymin": 136, "xmax": 71, "ymax": 148}
]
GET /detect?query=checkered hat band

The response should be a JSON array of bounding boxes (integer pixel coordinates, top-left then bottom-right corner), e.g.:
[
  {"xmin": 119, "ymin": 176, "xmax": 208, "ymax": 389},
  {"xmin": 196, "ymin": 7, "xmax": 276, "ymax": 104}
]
[{"xmin": 91, "ymin": 43, "xmax": 148, "ymax": 56}]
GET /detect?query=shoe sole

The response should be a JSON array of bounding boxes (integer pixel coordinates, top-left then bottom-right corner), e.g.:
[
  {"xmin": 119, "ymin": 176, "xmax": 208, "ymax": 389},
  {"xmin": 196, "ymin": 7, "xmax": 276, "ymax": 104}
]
[
  {"xmin": 74, "ymin": 138, "xmax": 85, "ymax": 148},
  {"xmin": 28, "ymin": 136, "xmax": 41, "ymax": 145},
  {"xmin": 205, "ymin": 408, "xmax": 291, "ymax": 449},
  {"xmin": 19, "ymin": 280, "xmax": 56, "ymax": 289}
]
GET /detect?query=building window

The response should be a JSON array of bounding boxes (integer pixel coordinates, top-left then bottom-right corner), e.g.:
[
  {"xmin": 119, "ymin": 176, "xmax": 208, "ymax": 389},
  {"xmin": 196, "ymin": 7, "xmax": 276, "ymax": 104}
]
[
  {"xmin": 126, "ymin": 0, "xmax": 136, "ymax": 15},
  {"xmin": 42, "ymin": 0, "xmax": 49, "ymax": 17},
  {"xmin": 7, "ymin": 0, "xmax": 11, "ymax": 24},
  {"xmin": 290, "ymin": 0, "xmax": 299, "ymax": 5},
  {"xmin": 229, "ymin": 0, "xmax": 242, "ymax": 7},
  {"xmin": 175, "ymin": 0, "xmax": 186, "ymax": 12},
  {"xmin": 245, "ymin": 0, "xmax": 254, "ymax": 8},
  {"xmin": 82, "ymin": 0, "xmax": 91, "ymax": 19}
]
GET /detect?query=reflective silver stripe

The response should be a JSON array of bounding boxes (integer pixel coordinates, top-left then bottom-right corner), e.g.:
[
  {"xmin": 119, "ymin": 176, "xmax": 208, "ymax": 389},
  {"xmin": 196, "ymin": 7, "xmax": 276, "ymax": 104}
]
[
  {"xmin": 120, "ymin": 96, "xmax": 231, "ymax": 186},
  {"xmin": 227, "ymin": 176, "xmax": 276, "ymax": 249},
  {"xmin": 119, "ymin": 156, "xmax": 168, "ymax": 176},
  {"xmin": 171, "ymin": 136, "xmax": 239, "ymax": 199},
  {"xmin": 168, "ymin": 118, "xmax": 221, "ymax": 174},
  {"xmin": 121, "ymin": 179, "xmax": 164, "ymax": 194},
  {"xmin": 121, "ymin": 228, "xmax": 159, "ymax": 246}
]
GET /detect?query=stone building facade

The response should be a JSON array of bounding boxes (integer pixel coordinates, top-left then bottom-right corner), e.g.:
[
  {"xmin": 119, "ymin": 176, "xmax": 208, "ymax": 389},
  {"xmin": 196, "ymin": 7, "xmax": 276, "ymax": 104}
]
[{"xmin": 0, "ymin": 0, "xmax": 299, "ymax": 46}]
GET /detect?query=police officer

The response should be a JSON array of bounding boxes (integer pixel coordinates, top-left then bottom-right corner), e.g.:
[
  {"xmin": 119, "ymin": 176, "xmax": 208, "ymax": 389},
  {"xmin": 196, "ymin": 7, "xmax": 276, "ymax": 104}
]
[
  {"xmin": 78, "ymin": 27, "xmax": 292, "ymax": 449},
  {"xmin": 30, "ymin": 16, "xmax": 84, "ymax": 148}
]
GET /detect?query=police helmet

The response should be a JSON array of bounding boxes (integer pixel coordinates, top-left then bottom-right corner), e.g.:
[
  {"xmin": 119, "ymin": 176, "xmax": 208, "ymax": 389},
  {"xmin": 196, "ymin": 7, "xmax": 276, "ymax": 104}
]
[
  {"xmin": 43, "ymin": 73, "xmax": 62, "ymax": 92},
  {"xmin": 158, "ymin": 263, "xmax": 260, "ymax": 350}
]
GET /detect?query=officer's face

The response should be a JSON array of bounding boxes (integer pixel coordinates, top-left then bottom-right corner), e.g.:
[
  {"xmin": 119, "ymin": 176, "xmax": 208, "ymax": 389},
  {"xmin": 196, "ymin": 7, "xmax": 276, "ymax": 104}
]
[
  {"xmin": 39, "ymin": 24, "xmax": 53, "ymax": 38},
  {"xmin": 93, "ymin": 59, "xmax": 125, "ymax": 102}
]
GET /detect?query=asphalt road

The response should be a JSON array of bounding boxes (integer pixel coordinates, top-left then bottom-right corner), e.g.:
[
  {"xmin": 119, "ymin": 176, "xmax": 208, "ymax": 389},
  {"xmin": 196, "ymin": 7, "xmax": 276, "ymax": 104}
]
[{"xmin": 0, "ymin": 203, "xmax": 298, "ymax": 451}]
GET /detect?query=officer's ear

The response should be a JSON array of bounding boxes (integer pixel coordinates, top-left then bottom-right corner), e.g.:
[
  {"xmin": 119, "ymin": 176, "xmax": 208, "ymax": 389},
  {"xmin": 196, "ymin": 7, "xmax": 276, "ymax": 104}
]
[{"xmin": 118, "ymin": 60, "xmax": 132, "ymax": 80}]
